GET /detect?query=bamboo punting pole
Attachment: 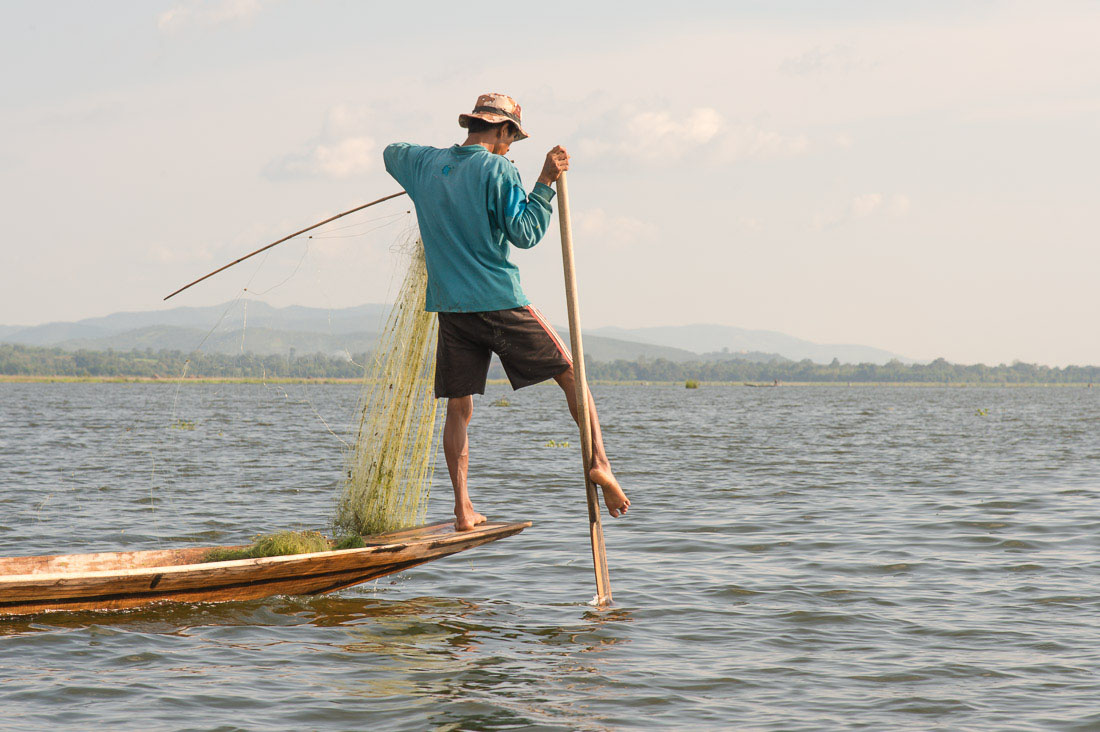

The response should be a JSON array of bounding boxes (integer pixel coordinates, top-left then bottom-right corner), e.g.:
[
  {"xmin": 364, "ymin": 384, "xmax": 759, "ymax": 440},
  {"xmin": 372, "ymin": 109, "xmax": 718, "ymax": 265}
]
[
  {"xmin": 163, "ymin": 191, "xmax": 407, "ymax": 301},
  {"xmin": 556, "ymin": 171, "xmax": 612, "ymax": 606}
]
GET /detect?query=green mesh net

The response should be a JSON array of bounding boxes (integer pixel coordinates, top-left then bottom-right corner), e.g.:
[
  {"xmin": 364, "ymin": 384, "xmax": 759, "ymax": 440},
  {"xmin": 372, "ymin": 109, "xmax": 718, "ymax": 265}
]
[{"xmin": 334, "ymin": 238, "xmax": 441, "ymax": 537}]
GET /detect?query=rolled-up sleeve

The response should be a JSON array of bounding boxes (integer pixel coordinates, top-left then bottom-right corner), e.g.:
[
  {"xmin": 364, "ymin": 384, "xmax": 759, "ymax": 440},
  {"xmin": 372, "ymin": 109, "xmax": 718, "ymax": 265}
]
[{"xmin": 490, "ymin": 165, "xmax": 556, "ymax": 250}]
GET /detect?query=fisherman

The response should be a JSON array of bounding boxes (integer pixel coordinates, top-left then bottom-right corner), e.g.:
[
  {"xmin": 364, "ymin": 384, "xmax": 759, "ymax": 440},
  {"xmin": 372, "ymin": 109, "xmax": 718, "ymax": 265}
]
[{"xmin": 383, "ymin": 93, "xmax": 630, "ymax": 531}]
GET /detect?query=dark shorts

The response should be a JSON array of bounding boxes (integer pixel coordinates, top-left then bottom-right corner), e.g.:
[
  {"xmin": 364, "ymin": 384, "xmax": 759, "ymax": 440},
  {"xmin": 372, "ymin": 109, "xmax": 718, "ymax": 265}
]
[{"xmin": 435, "ymin": 306, "xmax": 573, "ymax": 398}]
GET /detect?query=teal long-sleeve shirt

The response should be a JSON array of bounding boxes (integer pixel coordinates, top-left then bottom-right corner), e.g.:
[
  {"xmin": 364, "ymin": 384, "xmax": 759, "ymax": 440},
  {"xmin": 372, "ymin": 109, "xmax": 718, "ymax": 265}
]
[{"xmin": 383, "ymin": 143, "xmax": 556, "ymax": 312}]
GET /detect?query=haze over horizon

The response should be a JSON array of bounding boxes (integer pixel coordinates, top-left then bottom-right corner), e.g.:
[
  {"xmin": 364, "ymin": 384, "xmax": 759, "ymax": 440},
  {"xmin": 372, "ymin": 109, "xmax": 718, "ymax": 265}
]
[{"xmin": 2, "ymin": 1, "xmax": 1097, "ymax": 367}]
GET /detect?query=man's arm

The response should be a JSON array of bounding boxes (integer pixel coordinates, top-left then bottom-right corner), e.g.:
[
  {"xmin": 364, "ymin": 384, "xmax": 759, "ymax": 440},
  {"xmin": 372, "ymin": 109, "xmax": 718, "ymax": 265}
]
[
  {"xmin": 493, "ymin": 177, "xmax": 554, "ymax": 249},
  {"xmin": 491, "ymin": 146, "xmax": 571, "ymax": 249},
  {"xmin": 383, "ymin": 143, "xmax": 422, "ymax": 190}
]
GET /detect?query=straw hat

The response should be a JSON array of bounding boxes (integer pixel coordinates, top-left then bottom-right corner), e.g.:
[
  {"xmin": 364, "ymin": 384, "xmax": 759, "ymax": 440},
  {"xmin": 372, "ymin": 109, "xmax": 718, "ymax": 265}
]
[{"xmin": 458, "ymin": 93, "xmax": 529, "ymax": 140}]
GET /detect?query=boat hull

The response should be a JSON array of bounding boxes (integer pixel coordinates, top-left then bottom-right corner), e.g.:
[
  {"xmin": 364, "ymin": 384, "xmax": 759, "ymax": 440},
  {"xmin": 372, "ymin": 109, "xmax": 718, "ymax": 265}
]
[{"xmin": 0, "ymin": 521, "xmax": 530, "ymax": 616}]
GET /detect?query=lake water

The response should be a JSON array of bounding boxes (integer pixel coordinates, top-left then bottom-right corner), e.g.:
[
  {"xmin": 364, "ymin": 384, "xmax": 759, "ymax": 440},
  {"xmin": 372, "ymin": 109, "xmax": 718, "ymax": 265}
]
[{"xmin": 1, "ymin": 382, "xmax": 1098, "ymax": 730}]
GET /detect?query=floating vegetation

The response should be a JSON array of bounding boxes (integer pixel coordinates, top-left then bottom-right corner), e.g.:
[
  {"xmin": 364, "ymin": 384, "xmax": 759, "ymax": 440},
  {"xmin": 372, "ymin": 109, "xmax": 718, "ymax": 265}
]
[
  {"xmin": 169, "ymin": 419, "xmax": 196, "ymax": 430},
  {"xmin": 335, "ymin": 238, "xmax": 441, "ymax": 538},
  {"xmin": 333, "ymin": 535, "xmax": 367, "ymax": 550},
  {"xmin": 545, "ymin": 439, "xmax": 571, "ymax": 448},
  {"xmin": 975, "ymin": 408, "xmax": 989, "ymax": 416},
  {"xmin": 490, "ymin": 396, "xmax": 512, "ymax": 407},
  {"xmin": 685, "ymin": 380, "xmax": 699, "ymax": 389},
  {"xmin": 202, "ymin": 530, "xmax": 331, "ymax": 563}
]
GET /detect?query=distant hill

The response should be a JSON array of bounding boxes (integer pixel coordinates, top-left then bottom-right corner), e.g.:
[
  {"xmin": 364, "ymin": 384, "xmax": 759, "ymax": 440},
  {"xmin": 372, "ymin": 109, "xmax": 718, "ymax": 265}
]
[
  {"xmin": 3, "ymin": 321, "xmax": 114, "ymax": 347},
  {"xmin": 590, "ymin": 324, "xmax": 914, "ymax": 365},
  {"xmin": 697, "ymin": 350, "xmax": 792, "ymax": 363},
  {"xmin": 3, "ymin": 303, "xmax": 908, "ymax": 364},
  {"xmin": 51, "ymin": 324, "xmax": 711, "ymax": 362},
  {"xmin": 2, "ymin": 302, "xmax": 391, "ymax": 346},
  {"xmin": 57, "ymin": 325, "xmax": 382, "ymax": 357},
  {"xmin": 564, "ymin": 333, "xmax": 704, "ymax": 363}
]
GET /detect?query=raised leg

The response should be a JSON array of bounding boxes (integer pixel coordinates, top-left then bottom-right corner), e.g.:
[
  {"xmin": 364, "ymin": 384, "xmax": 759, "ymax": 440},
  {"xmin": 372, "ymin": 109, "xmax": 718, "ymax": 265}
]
[
  {"xmin": 553, "ymin": 367, "xmax": 630, "ymax": 517},
  {"xmin": 444, "ymin": 395, "xmax": 486, "ymax": 531}
]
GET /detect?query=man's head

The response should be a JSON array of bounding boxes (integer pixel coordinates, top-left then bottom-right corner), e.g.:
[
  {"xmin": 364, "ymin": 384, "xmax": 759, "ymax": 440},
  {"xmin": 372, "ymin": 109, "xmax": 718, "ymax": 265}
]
[{"xmin": 459, "ymin": 93, "xmax": 528, "ymax": 155}]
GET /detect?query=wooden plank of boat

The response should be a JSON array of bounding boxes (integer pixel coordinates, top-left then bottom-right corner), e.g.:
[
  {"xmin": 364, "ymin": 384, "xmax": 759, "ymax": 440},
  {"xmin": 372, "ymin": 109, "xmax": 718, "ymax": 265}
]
[{"xmin": 0, "ymin": 520, "xmax": 530, "ymax": 616}]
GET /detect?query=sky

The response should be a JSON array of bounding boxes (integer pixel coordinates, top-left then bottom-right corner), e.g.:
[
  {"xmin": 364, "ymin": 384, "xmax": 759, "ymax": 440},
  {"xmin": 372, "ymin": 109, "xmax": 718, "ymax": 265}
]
[{"xmin": 1, "ymin": 0, "xmax": 1097, "ymax": 366}]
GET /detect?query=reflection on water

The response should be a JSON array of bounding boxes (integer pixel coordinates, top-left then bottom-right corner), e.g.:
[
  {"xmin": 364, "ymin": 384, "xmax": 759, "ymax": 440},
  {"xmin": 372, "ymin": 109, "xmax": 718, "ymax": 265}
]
[{"xmin": 1, "ymin": 588, "xmax": 634, "ymax": 731}]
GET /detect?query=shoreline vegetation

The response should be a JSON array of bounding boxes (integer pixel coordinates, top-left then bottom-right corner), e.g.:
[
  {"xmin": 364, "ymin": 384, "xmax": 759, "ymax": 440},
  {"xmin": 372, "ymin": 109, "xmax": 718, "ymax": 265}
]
[
  {"xmin": 1, "ymin": 343, "xmax": 1096, "ymax": 386},
  {"xmin": 2, "ymin": 376, "xmax": 1093, "ymax": 387}
]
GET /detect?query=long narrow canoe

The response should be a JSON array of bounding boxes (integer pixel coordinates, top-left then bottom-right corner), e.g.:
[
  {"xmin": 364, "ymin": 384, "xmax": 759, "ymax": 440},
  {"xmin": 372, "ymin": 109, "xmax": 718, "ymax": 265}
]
[{"xmin": 0, "ymin": 520, "xmax": 530, "ymax": 616}]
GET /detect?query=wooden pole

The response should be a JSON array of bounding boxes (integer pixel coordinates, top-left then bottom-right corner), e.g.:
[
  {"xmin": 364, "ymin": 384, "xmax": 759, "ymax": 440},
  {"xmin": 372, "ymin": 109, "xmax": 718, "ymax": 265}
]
[
  {"xmin": 556, "ymin": 172, "xmax": 613, "ymax": 606},
  {"xmin": 163, "ymin": 191, "xmax": 407, "ymax": 301}
]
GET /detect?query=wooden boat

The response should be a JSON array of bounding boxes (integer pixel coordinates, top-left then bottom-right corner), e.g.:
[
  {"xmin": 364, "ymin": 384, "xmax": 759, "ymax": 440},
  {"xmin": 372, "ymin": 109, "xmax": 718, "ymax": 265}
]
[{"xmin": 0, "ymin": 520, "xmax": 530, "ymax": 617}]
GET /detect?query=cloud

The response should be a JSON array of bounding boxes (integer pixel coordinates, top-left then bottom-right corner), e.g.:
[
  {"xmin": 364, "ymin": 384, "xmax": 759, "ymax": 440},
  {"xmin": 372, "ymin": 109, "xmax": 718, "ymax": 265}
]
[
  {"xmin": 577, "ymin": 105, "xmax": 807, "ymax": 164},
  {"xmin": 276, "ymin": 137, "xmax": 376, "ymax": 179},
  {"xmin": 157, "ymin": 0, "xmax": 266, "ymax": 32},
  {"xmin": 812, "ymin": 193, "xmax": 910, "ymax": 230},
  {"xmin": 320, "ymin": 104, "xmax": 371, "ymax": 139},
  {"xmin": 779, "ymin": 45, "xmax": 875, "ymax": 76},
  {"xmin": 734, "ymin": 216, "xmax": 763, "ymax": 232},
  {"xmin": 886, "ymin": 194, "xmax": 911, "ymax": 216},
  {"xmin": 266, "ymin": 105, "xmax": 376, "ymax": 179},
  {"xmin": 574, "ymin": 209, "xmax": 657, "ymax": 250},
  {"xmin": 718, "ymin": 124, "xmax": 809, "ymax": 162},
  {"xmin": 851, "ymin": 193, "xmax": 883, "ymax": 219},
  {"xmin": 578, "ymin": 107, "xmax": 721, "ymax": 160}
]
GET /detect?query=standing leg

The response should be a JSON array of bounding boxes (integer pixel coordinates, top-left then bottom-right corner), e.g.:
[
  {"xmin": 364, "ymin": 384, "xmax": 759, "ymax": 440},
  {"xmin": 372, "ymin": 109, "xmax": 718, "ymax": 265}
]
[
  {"xmin": 444, "ymin": 395, "xmax": 486, "ymax": 531},
  {"xmin": 553, "ymin": 367, "xmax": 630, "ymax": 517}
]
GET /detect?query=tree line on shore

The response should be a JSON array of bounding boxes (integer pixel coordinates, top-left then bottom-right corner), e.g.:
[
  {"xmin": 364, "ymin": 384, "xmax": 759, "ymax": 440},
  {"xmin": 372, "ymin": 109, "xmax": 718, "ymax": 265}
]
[{"xmin": 1, "ymin": 343, "xmax": 1096, "ymax": 384}]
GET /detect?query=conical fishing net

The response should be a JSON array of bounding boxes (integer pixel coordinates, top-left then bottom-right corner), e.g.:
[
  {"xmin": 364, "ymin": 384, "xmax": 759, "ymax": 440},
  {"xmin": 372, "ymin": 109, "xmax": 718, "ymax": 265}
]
[{"xmin": 334, "ymin": 238, "xmax": 441, "ymax": 537}]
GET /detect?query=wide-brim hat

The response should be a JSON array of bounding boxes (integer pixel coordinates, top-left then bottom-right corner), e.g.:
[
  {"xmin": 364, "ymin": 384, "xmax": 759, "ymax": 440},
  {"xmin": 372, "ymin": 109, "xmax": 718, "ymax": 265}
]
[{"xmin": 458, "ymin": 93, "xmax": 529, "ymax": 140}]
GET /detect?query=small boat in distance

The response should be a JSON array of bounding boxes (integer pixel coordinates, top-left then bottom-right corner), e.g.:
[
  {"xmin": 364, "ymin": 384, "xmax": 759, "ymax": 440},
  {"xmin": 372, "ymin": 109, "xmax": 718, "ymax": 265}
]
[
  {"xmin": 0, "ymin": 520, "xmax": 530, "ymax": 617},
  {"xmin": 744, "ymin": 380, "xmax": 780, "ymax": 388}
]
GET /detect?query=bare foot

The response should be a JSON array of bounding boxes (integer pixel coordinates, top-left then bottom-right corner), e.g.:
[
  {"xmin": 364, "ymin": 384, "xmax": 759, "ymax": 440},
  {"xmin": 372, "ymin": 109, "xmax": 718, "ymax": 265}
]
[
  {"xmin": 454, "ymin": 503, "xmax": 487, "ymax": 532},
  {"xmin": 589, "ymin": 464, "xmax": 630, "ymax": 518}
]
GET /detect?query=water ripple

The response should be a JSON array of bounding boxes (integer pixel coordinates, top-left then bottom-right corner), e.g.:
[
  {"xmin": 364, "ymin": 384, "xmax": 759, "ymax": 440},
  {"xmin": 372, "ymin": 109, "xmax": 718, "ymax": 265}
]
[{"xmin": 1, "ymin": 383, "xmax": 1098, "ymax": 730}]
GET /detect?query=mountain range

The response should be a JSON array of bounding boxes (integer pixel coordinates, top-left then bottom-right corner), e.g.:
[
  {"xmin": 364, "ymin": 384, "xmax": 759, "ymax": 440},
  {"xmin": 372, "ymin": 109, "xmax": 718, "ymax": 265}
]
[
  {"xmin": 589, "ymin": 324, "xmax": 911, "ymax": 365},
  {"xmin": 0, "ymin": 302, "xmax": 915, "ymax": 365}
]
